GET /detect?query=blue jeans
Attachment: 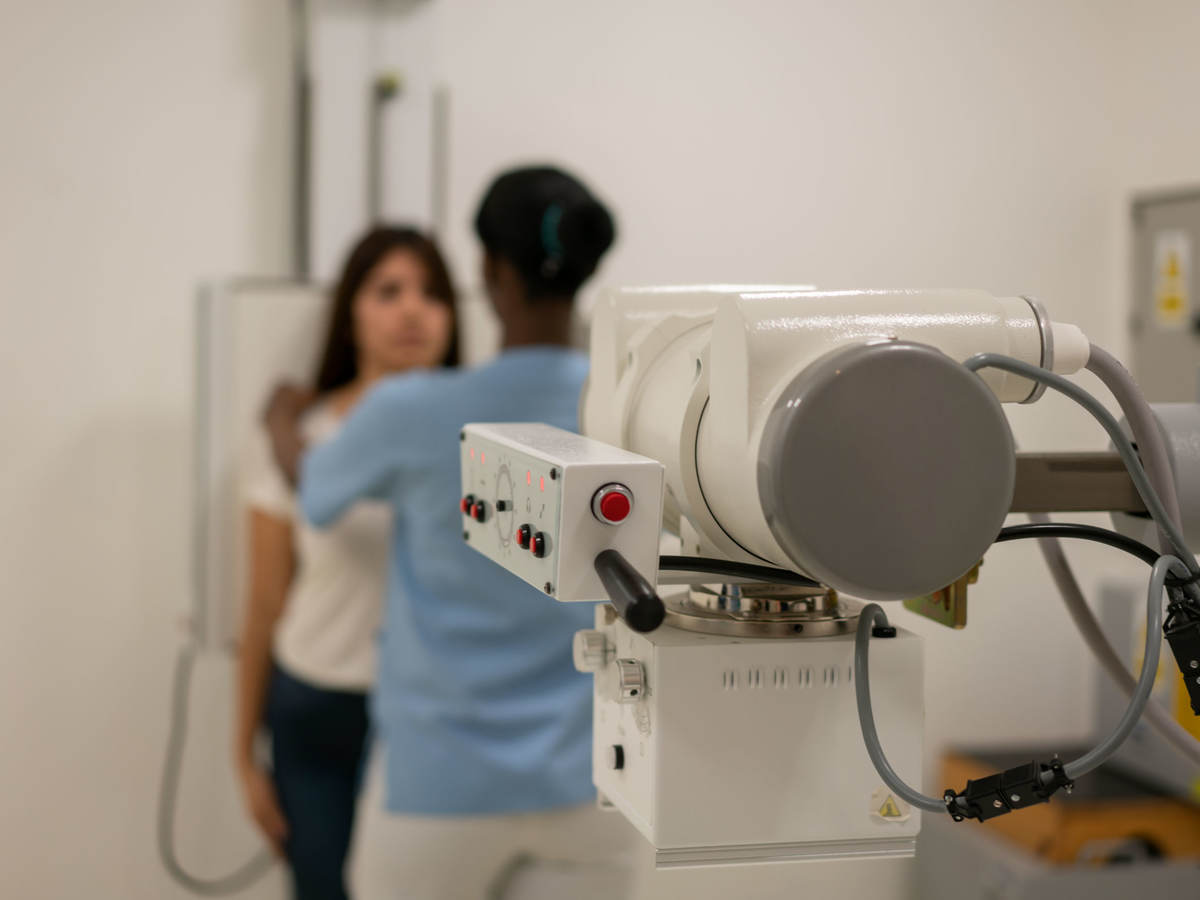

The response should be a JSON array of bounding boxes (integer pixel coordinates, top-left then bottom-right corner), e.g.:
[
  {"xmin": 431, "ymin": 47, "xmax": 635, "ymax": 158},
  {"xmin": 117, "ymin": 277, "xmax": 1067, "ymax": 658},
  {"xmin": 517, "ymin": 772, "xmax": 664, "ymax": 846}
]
[{"xmin": 266, "ymin": 663, "xmax": 369, "ymax": 900}]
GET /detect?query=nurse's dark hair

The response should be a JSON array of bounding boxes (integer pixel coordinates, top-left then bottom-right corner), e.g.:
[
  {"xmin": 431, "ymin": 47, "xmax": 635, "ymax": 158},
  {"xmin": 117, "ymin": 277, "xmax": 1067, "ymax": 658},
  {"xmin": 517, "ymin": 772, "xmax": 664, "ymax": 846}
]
[
  {"xmin": 313, "ymin": 225, "xmax": 459, "ymax": 393},
  {"xmin": 474, "ymin": 165, "xmax": 616, "ymax": 301}
]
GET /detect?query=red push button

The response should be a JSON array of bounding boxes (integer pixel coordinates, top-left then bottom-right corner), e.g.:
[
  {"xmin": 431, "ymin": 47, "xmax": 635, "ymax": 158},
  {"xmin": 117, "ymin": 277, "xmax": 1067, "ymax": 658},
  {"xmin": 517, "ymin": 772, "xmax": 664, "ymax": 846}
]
[
  {"xmin": 472, "ymin": 501, "xmax": 488, "ymax": 523},
  {"xmin": 531, "ymin": 532, "xmax": 547, "ymax": 558},
  {"xmin": 516, "ymin": 524, "xmax": 531, "ymax": 549},
  {"xmin": 592, "ymin": 485, "xmax": 633, "ymax": 524},
  {"xmin": 600, "ymin": 492, "xmax": 631, "ymax": 522},
  {"xmin": 460, "ymin": 495, "xmax": 475, "ymax": 515}
]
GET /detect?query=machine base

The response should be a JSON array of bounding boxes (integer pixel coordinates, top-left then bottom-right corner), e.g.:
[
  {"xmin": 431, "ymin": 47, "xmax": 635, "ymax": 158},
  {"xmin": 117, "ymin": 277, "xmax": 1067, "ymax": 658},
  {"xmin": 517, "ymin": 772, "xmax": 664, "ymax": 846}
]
[{"xmin": 583, "ymin": 609, "xmax": 925, "ymax": 865}]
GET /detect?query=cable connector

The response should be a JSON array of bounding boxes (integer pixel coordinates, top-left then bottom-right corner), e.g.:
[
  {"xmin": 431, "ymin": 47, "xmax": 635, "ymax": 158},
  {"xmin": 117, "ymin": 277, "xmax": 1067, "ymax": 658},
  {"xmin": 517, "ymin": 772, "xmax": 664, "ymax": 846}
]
[
  {"xmin": 943, "ymin": 757, "xmax": 1073, "ymax": 822},
  {"xmin": 1164, "ymin": 601, "xmax": 1200, "ymax": 716}
]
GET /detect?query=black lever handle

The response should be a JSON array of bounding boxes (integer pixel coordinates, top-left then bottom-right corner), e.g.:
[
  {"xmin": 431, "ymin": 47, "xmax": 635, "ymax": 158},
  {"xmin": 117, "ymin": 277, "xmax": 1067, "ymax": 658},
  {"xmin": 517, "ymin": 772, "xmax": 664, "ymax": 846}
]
[{"xmin": 594, "ymin": 549, "xmax": 665, "ymax": 633}]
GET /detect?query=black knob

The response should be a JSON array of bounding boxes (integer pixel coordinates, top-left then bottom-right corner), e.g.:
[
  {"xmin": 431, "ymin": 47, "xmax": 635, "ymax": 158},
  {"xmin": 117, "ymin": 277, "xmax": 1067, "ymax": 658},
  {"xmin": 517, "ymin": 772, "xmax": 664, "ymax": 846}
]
[
  {"xmin": 593, "ymin": 549, "xmax": 665, "ymax": 633},
  {"xmin": 608, "ymin": 745, "xmax": 625, "ymax": 770}
]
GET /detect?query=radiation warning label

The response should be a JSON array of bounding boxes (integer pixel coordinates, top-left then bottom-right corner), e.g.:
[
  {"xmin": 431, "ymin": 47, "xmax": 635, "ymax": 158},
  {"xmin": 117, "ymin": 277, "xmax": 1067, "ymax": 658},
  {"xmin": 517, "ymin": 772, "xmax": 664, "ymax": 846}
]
[
  {"xmin": 1154, "ymin": 230, "xmax": 1191, "ymax": 329},
  {"xmin": 870, "ymin": 786, "xmax": 912, "ymax": 823}
]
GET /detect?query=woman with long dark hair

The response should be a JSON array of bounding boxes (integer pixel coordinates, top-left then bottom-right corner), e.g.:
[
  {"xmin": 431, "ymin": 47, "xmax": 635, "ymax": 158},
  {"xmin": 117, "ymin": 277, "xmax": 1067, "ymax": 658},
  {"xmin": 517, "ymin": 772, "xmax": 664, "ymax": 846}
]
[{"xmin": 234, "ymin": 226, "xmax": 458, "ymax": 900}]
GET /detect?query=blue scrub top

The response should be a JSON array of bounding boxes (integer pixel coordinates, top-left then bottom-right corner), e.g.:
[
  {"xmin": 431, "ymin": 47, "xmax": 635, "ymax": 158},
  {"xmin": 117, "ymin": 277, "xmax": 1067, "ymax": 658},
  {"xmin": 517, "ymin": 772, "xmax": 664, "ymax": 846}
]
[{"xmin": 299, "ymin": 346, "xmax": 597, "ymax": 814}]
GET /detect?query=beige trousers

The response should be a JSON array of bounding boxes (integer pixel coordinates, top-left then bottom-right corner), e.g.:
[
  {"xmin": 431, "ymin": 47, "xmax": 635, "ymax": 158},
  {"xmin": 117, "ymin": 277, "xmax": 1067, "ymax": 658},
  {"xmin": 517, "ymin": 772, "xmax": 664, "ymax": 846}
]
[{"xmin": 348, "ymin": 745, "xmax": 639, "ymax": 900}]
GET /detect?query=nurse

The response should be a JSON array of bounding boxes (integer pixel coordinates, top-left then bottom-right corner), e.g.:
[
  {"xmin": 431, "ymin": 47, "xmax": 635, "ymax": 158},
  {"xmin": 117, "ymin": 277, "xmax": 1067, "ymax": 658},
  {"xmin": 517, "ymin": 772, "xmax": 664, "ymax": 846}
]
[{"xmin": 276, "ymin": 166, "xmax": 631, "ymax": 898}]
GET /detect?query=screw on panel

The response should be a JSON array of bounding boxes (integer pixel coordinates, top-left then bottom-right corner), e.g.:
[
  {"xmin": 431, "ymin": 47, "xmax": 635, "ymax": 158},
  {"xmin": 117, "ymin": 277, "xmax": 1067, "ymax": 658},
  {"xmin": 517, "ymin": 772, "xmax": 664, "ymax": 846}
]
[
  {"xmin": 463, "ymin": 531, "xmax": 469, "ymax": 540},
  {"xmin": 993, "ymin": 800, "xmax": 1004, "ymax": 809},
  {"xmin": 544, "ymin": 582, "xmax": 554, "ymax": 594},
  {"xmin": 1010, "ymin": 794, "xmax": 1021, "ymax": 803},
  {"xmin": 459, "ymin": 431, "xmax": 465, "ymax": 441},
  {"xmin": 550, "ymin": 468, "xmax": 558, "ymax": 480},
  {"xmin": 1191, "ymin": 659, "xmax": 1199, "ymax": 669}
]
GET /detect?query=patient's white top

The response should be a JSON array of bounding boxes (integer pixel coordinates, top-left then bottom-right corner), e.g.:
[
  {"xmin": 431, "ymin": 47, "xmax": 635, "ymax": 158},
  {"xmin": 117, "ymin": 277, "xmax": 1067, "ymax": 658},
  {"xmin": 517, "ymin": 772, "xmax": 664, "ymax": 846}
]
[{"xmin": 244, "ymin": 402, "xmax": 388, "ymax": 691}]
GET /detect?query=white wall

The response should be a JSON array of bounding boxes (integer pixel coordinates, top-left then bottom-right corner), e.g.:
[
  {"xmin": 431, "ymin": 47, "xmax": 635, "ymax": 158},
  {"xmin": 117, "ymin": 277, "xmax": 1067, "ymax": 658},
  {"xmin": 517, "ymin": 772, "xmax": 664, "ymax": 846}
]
[
  {"xmin": 0, "ymin": 1, "xmax": 290, "ymax": 897},
  {"xmin": 5, "ymin": 1, "xmax": 1200, "ymax": 898}
]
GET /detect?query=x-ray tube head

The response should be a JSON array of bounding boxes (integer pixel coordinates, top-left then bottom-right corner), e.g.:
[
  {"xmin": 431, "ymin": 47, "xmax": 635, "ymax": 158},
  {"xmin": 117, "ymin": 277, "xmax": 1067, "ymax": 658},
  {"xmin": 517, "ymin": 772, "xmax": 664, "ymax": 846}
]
[
  {"xmin": 754, "ymin": 340, "xmax": 1015, "ymax": 600},
  {"xmin": 583, "ymin": 286, "xmax": 1089, "ymax": 600}
]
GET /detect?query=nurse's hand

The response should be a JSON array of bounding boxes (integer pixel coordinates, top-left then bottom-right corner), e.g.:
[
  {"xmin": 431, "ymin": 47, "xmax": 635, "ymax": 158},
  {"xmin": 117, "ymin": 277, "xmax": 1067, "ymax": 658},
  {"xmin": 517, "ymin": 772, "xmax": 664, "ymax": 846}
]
[
  {"xmin": 263, "ymin": 382, "xmax": 314, "ymax": 487},
  {"xmin": 238, "ymin": 763, "xmax": 289, "ymax": 857}
]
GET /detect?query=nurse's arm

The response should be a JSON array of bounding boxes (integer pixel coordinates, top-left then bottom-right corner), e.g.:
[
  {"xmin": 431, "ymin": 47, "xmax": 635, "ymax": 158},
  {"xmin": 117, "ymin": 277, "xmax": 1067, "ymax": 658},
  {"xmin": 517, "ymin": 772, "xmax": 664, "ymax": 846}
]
[{"xmin": 299, "ymin": 381, "xmax": 410, "ymax": 527}]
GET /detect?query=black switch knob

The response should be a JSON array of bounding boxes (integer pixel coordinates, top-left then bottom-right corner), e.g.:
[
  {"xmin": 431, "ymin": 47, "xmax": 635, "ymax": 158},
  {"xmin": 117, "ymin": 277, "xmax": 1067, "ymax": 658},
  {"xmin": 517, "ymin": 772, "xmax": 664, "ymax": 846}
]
[{"xmin": 606, "ymin": 745, "xmax": 625, "ymax": 770}]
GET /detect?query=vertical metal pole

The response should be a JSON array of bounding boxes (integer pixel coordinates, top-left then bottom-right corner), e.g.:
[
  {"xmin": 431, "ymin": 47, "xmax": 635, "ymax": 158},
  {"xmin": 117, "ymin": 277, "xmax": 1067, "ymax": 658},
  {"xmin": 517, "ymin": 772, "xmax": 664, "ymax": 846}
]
[
  {"xmin": 368, "ymin": 73, "xmax": 402, "ymax": 223},
  {"xmin": 368, "ymin": 87, "xmax": 383, "ymax": 223},
  {"xmin": 366, "ymin": 0, "xmax": 403, "ymax": 224},
  {"xmin": 366, "ymin": 0, "xmax": 382, "ymax": 224},
  {"xmin": 291, "ymin": 0, "xmax": 312, "ymax": 279},
  {"xmin": 190, "ymin": 284, "xmax": 212, "ymax": 647},
  {"xmin": 431, "ymin": 84, "xmax": 450, "ymax": 238}
]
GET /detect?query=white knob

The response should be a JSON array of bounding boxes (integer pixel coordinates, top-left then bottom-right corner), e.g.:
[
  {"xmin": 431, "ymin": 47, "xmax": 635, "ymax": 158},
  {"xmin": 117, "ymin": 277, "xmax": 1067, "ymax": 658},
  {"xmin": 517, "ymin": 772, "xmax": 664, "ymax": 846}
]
[
  {"xmin": 616, "ymin": 658, "xmax": 646, "ymax": 703},
  {"xmin": 573, "ymin": 630, "xmax": 612, "ymax": 673}
]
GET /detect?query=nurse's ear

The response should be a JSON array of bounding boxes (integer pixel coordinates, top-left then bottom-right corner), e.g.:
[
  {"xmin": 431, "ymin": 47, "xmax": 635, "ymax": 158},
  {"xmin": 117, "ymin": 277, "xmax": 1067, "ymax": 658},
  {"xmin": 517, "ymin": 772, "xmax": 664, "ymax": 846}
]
[
  {"xmin": 481, "ymin": 250, "xmax": 500, "ymax": 297},
  {"xmin": 481, "ymin": 251, "xmax": 525, "ymax": 319}
]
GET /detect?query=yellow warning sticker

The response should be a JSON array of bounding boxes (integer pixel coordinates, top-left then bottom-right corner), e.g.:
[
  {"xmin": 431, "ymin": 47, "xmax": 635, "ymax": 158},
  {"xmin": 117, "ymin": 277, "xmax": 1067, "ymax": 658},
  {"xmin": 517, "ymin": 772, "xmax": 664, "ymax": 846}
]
[
  {"xmin": 1154, "ymin": 230, "xmax": 1191, "ymax": 329},
  {"xmin": 870, "ymin": 786, "xmax": 911, "ymax": 823}
]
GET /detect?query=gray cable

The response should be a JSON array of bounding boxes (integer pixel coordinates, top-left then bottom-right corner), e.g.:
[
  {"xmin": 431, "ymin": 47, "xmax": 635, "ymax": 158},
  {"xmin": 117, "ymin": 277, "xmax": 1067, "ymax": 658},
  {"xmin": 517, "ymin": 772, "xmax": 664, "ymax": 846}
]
[
  {"xmin": 1030, "ymin": 344, "xmax": 1200, "ymax": 763},
  {"xmin": 158, "ymin": 643, "xmax": 275, "ymax": 895},
  {"xmin": 964, "ymin": 353, "xmax": 1200, "ymax": 592},
  {"xmin": 1085, "ymin": 344, "xmax": 1181, "ymax": 555},
  {"xmin": 853, "ymin": 605, "xmax": 947, "ymax": 813},
  {"xmin": 1030, "ymin": 513, "xmax": 1200, "ymax": 765},
  {"xmin": 1063, "ymin": 555, "xmax": 1173, "ymax": 778},
  {"xmin": 853, "ymin": 354, "xmax": 1197, "ymax": 816},
  {"xmin": 855, "ymin": 557, "xmax": 1175, "ymax": 813}
]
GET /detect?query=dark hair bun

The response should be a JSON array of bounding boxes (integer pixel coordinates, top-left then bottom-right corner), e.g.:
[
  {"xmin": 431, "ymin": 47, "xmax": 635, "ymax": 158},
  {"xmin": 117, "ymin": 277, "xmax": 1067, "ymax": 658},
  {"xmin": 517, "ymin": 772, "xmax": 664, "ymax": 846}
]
[
  {"xmin": 558, "ymin": 199, "xmax": 615, "ymax": 272},
  {"xmin": 474, "ymin": 165, "xmax": 617, "ymax": 300}
]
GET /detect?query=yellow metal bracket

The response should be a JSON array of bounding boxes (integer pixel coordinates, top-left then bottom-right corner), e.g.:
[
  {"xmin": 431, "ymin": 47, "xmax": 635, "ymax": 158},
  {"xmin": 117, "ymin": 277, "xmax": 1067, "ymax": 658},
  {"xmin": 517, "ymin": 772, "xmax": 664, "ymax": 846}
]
[{"xmin": 903, "ymin": 560, "xmax": 982, "ymax": 629}]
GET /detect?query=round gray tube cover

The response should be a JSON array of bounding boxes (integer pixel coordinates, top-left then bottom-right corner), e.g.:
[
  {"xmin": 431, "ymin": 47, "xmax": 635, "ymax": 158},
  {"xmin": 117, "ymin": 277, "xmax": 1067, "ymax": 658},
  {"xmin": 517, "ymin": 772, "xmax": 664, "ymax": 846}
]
[{"xmin": 757, "ymin": 341, "xmax": 1015, "ymax": 601}]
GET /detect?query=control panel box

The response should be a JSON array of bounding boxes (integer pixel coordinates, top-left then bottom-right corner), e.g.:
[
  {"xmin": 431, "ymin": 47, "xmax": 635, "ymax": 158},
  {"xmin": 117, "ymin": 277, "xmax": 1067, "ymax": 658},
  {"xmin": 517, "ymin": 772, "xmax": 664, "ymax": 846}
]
[
  {"xmin": 579, "ymin": 610, "xmax": 924, "ymax": 866},
  {"xmin": 459, "ymin": 423, "xmax": 665, "ymax": 602}
]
